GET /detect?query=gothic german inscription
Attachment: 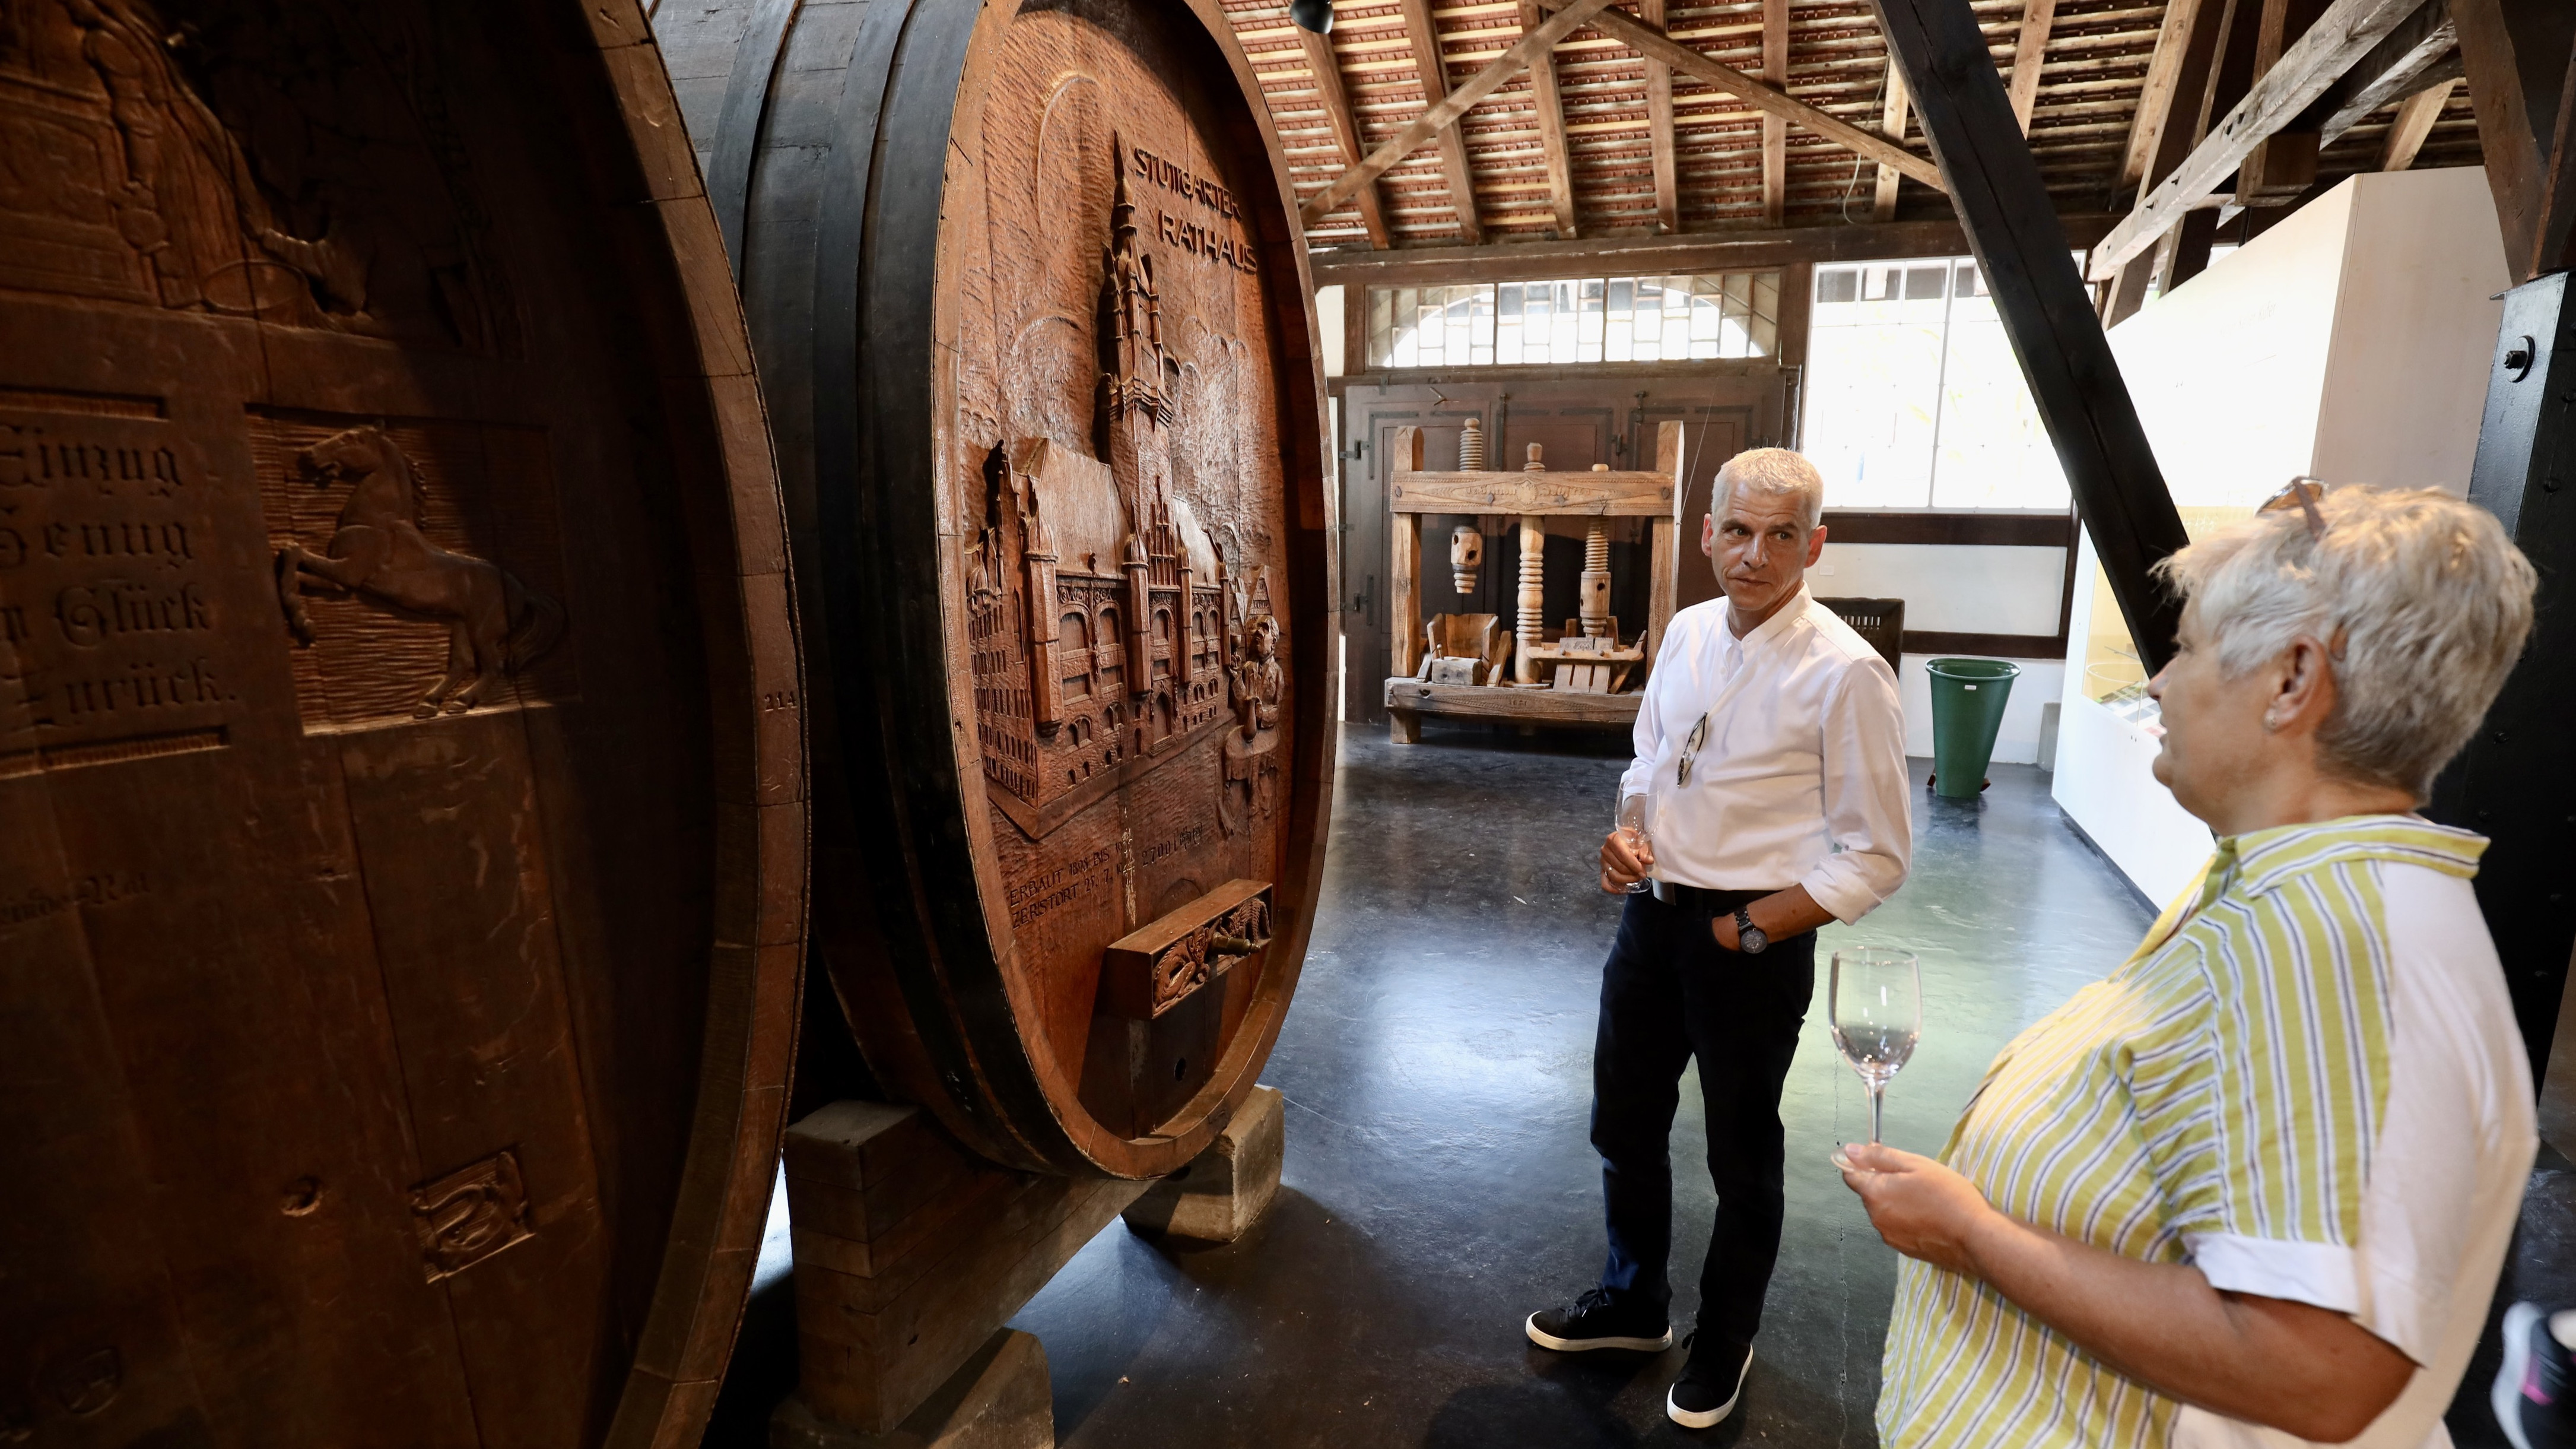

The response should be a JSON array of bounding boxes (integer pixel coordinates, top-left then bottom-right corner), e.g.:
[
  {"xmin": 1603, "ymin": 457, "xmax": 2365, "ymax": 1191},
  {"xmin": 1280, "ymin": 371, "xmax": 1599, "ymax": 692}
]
[{"xmin": 0, "ymin": 407, "xmax": 236, "ymax": 763}]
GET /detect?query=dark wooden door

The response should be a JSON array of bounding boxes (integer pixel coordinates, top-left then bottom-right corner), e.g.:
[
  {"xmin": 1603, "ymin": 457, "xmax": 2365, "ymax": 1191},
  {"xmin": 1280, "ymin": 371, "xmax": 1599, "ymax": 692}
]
[{"xmin": 1335, "ymin": 364, "xmax": 1793, "ymax": 722}]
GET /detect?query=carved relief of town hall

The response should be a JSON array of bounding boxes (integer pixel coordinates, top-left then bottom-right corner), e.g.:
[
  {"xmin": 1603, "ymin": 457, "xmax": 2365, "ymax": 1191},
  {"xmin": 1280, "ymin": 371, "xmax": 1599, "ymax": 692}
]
[{"xmin": 964, "ymin": 141, "xmax": 1282, "ymax": 842}]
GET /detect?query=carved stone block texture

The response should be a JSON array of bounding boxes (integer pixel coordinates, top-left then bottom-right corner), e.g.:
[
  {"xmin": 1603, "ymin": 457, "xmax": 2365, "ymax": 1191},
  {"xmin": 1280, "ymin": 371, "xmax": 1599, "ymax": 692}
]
[
  {"xmin": 0, "ymin": 4, "xmax": 803, "ymax": 1448},
  {"xmin": 662, "ymin": 0, "xmax": 1330, "ymax": 1180}
]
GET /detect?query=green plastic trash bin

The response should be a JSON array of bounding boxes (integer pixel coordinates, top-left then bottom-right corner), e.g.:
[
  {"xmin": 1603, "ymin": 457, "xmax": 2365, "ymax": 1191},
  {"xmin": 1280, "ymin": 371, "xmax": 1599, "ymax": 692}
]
[{"xmin": 1926, "ymin": 658, "xmax": 2020, "ymax": 799}]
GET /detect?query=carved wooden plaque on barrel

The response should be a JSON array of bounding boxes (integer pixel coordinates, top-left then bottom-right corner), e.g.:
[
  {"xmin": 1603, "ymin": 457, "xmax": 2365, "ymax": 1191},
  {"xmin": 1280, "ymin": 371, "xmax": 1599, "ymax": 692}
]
[
  {"xmin": 0, "ymin": 2, "xmax": 805, "ymax": 1445},
  {"xmin": 657, "ymin": 0, "xmax": 1333, "ymax": 1178}
]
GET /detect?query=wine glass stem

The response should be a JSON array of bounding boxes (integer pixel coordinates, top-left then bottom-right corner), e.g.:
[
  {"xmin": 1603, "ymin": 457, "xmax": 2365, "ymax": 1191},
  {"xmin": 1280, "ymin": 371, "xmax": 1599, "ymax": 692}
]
[{"xmin": 1869, "ymin": 1083, "xmax": 1885, "ymax": 1146}]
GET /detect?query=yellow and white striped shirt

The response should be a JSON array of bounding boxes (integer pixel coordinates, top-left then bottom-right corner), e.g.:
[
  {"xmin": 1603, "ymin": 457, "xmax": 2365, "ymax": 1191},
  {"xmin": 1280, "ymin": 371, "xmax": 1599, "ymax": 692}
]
[{"xmin": 1879, "ymin": 816, "xmax": 2534, "ymax": 1448}]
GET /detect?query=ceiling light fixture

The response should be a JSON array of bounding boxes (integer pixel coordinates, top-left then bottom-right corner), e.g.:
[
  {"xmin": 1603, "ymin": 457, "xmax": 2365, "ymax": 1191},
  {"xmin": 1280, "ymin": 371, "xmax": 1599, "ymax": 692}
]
[{"xmin": 1291, "ymin": 0, "xmax": 1333, "ymax": 34}]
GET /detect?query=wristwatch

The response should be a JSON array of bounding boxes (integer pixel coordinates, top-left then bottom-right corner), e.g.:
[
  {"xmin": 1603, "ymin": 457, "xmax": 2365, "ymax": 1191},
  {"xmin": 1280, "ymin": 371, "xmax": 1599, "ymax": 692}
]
[{"xmin": 1732, "ymin": 908, "xmax": 1769, "ymax": 955}]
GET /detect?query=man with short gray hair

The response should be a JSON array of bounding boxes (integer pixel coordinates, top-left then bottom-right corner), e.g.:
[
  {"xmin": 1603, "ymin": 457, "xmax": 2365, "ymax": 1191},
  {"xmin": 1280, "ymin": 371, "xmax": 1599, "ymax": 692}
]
[{"xmin": 1525, "ymin": 447, "xmax": 1911, "ymax": 1429}]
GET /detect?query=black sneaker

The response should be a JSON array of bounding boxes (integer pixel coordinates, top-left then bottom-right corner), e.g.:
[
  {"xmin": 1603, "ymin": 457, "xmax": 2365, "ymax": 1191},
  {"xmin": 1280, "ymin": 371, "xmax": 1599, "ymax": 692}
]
[
  {"xmin": 1524, "ymin": 1286, "xmax": 1673, "ymax": 1353},
  {"xmin": 2494, "ymin": 1301, "xmax": 2576, "ymax": 1449},
  {"xmin": 1666, "ymin": 1332, "xmax": 1752, "ymax": 1429}
]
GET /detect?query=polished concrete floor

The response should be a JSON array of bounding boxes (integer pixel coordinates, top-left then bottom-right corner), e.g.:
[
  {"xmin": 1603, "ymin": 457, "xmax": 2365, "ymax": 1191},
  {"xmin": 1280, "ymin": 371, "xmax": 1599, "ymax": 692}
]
[
  {"xmin": 707, "ymin": 720, "xmax": 2565, "ymax": 1447},
  {"xmin": 999, "ymin": 724, "xmax": 2158, "ymax": 1447}
]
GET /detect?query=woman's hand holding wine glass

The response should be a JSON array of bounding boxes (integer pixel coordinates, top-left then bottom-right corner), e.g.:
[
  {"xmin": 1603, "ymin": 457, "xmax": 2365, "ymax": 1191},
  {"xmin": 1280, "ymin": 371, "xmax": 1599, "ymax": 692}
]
[{"xmin": 1828, "ymin": 947, "xmax": 1921, "ymax": 1159}]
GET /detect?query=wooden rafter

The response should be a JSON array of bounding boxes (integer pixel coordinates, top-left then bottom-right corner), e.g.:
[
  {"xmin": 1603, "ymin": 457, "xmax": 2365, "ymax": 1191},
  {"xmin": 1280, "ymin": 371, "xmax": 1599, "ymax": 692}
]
[
  {"xmin": 1873, "ymin": 59, "xmax": 1910, "ymax": 221},
  {"xmin": 1308, "ymin": 214, "xmax": 2124, "ymax": 288},
  {"xmin": 2089, "ymin": 0, "xmax": 2431, "ymax": 280},
  {"xmin": 2117, "ymin": 0, "xmax": 2209, "ymax": 190},
  {"xmin": 1396, "ymin": 0, "xmax": 1483, "ymax": 244},
  {"xmin": 1297, "ymin": 0, "xmax": 1619, "ymax": 226},
  {"xmin": 1554, "ymin": 2, "xmax": 1948, "ymax": 189},
  {"xmin": 2239, "ymin": 0, "xmax": 2329, "ymax": 203},
  {"xmin": 2452, "ymin": 0, "xmax": 2576, "ymax": 279},
  {"xmin": 2105, "ymin": 0, "xmax": 2230, "ymax": 322},
  {"xmin": 1644, "ymin": 0, "xmax": 1678, "ymax": 233},
  {"xmin": 2381, "ymin": 75, "xmax": 2458, "ymax": 167},
  {"xmin": 1872, "ymin": 0, "xmax": 2191, "ymax": 671},
  {"xmin": 2316, "ymin": 0, "xmax": 2458, "ymax": 141},
  {"xmin": 1298, "ymin": 27, "xmax": 1392, "ymax": 248},
  {"xmin": 1521, "ymin": 0, "xmax": 1582, "ymax": 237},
  {"xmin": 1762, "ymin": 0, "xmax": 1790, "ymax": 224},
  {"xmin": 2008, "ymin": 0, "xmax": 2060, "ymax": 134}
]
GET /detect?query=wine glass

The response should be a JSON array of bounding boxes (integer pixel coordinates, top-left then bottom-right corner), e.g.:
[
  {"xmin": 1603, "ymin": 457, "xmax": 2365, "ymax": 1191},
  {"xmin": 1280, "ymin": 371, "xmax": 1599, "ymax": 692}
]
[
  {"xmin": 1614, "ymin": 794, "xmax": 1654, "ymax": 893},
  {"xmin": 1829, "ymin": 947, "xmax": 1921, "ymax": 1146}
]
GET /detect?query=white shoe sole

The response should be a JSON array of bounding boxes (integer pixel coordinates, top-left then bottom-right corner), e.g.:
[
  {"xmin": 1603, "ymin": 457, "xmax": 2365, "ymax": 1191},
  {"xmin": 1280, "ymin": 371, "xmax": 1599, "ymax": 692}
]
[
  {"xmin": 1523, "ymin": 1312, "xmax": 1672, "ymax": 1353},
  {"xmin": 1666, "ymin": 1352, "xmax": 1752, "ymax": 1429},
  {"xmin": 2496, "ymin": 1301, "xmax": 2540, "ymax": 1449}
]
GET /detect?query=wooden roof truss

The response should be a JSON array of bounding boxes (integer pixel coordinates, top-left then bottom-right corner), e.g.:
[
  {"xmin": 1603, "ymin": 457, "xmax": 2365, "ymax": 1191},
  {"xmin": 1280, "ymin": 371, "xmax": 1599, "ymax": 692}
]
[{"xmin": 1224, "ymin": 0, "xmax": 2489, "ymax": 258}]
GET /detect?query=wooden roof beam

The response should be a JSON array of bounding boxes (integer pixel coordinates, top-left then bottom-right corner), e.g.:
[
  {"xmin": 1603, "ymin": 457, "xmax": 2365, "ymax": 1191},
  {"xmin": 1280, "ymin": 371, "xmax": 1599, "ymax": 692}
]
[
  {"xmin": 1873, "ymin": 57, "xmax": 1911, "ymax": 220},
  {"xmin": 1873, "ymin": 0, "xmax": 2191, "ymax": 670},
  {"xmin": 2380, "ymin": 74, "xmax": 2458, "ymax": 167},
  {"xmin": 2453, "ymin": 0, "xmax": 2576, "ymax": 278},
  {"xmin": 2117, "ymin": 0, "xmax": 2210, "ymax": 192},
  {"xmin": 1298, "ymin": 0, "xmax": 1619, "ymax": 226},
  {"xmin": 1548, "ymin": 1, "xmax": 1946, "ymax": 189},
  {"xmin": 2088, "ymin": 0, "xmax": 2434, "ymax": 280},
  {"xmin": 1520, "ymin": 0, "xmax": 1583, "ymax": 236},
  {"xmin": 2316, "ymin": 0, "xmax": 2458, "ymax": 140},
  {"xmin": 1298, "ymin": 27, "xmax": 1395, "ymax": 247},
  {"xmin": 2239, "ymin": 0, "xmax": 2333, "ymax": 204},
  {"xmin": 1396, "ymin": 0, "xmax": 1485, "ymax": 243},
  {"xmin": 1645, "ymin": 0, "xmax": 1681, "ymax": 232},
  {"xmin": 2102, "ymin": 0, "xmax": 2229, "ymax": 324},
  {"xmin": 1308, "ymin": 213, "xmax": 2123, "ymax": 288},
  {"xmin": 1762, "ymin": 0, "xmax": 1789, "ymax": 223},
  {"xmin": 2008, "ymin": 0, "xmax": 2062, "ymax": 134}
]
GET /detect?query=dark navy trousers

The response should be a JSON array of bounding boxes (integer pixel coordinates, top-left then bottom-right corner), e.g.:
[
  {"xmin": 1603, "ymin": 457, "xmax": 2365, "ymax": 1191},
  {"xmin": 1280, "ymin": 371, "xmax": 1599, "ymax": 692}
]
[{"xmin": 1590, "ymin": 886, "xmax": 1816, "ymax": 1347}]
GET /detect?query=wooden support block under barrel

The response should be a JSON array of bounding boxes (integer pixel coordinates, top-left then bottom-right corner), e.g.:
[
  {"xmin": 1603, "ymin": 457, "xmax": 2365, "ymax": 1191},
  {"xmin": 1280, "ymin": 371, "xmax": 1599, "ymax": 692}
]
[
  {"xmin": 1122, "ymin": 1084, "xmax": 1285, "ymax": 1244},
  {"xmin": 782, "ymin": 1104, "xmax": 1151, "ymax": 1438}
]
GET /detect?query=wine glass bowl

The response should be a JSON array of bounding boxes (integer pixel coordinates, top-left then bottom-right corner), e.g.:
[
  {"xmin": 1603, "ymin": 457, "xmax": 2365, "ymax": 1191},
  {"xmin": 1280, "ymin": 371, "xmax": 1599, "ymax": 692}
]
[
  {"xmin": 1829, "ymin": 947, "xmax": 1921, "ymax": 1145},
  {"xmin": 1614, "ymin": 794, "xmax": 1654, "ymax": 895}
]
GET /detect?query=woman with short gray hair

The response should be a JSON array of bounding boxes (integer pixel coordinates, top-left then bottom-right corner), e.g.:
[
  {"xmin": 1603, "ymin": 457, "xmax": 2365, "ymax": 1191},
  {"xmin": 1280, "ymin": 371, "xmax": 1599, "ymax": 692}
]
[{"xmin": 1841, "ymin": 485, "xmax": 2537, "ymax": 1448}]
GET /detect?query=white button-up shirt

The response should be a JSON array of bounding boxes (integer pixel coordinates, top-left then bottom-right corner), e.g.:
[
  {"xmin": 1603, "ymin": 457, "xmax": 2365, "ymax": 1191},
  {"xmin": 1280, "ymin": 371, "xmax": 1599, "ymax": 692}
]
[{"xmin": 1621, "ymin": 585, "xmax": 1911, "ymax": 922}]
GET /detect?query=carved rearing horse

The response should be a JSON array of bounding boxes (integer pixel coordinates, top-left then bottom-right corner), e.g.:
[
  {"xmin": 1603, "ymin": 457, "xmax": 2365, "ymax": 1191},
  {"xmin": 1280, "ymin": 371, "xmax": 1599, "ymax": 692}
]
[{"xmin": 274, "ymin": 426, "xmax": 564, "ymax": 717}]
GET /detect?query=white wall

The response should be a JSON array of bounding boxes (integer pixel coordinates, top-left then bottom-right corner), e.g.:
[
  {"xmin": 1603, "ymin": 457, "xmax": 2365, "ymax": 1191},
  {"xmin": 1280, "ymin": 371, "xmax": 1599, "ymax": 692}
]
[
  {"xmin": 1317, "ymin": 284, "xmax": 1345, "ymax": 378},
  {"xmin": 2109, "ymin": 185, "xmax": 2349, "ymax": 510},
  {"xmin": 2051, "ymin": 170, "xmax": 2506, "ymax": 907},
  {"xmin": 1816, "ymin": 542, "xmax": 2066, "ymax": 635},
  {"xmin": 1893, "ymin": 654, "xmax": 2062, "ymax": 766},
  {"xmin": 2312, "ymin": 169, "xmax": 2507, "ymax": 495},
  {"xmin": 2051, "ymin": 530, "xmax": 2210, "ymax": 905}
]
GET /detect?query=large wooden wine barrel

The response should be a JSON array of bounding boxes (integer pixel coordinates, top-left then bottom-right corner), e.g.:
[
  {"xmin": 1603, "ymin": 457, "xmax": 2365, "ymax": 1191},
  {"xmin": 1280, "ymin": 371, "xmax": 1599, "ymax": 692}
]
[
  {"xmin": 0, "ymin": 4, "xmax": 803, "ymax": 1446},
  {"xmin": 656, "ymin": 0, "xmax": 1333, "ymax": 1178}
]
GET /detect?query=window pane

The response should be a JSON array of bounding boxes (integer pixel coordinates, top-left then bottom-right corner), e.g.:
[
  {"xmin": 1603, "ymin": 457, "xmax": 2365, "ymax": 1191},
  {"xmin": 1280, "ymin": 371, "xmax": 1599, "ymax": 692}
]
[
  {"xmin": 1361, "ymin": 270, "xmax": 1781, "ymax": 369},
  {"xmin": 1803, "ymin": 263, "xmax": 1942, "ymax": 507},
  {"xmin": 1929, "ymin": 287, "xmax": 2069, "ymax": 509}
]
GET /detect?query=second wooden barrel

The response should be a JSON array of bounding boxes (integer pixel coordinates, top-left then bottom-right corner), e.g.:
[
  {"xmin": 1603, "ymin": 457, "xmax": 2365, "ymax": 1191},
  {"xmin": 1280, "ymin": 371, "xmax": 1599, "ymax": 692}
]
[{"xmin": 656, "ymin": 0, "xmax": 1334, "ymax": 1177}]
